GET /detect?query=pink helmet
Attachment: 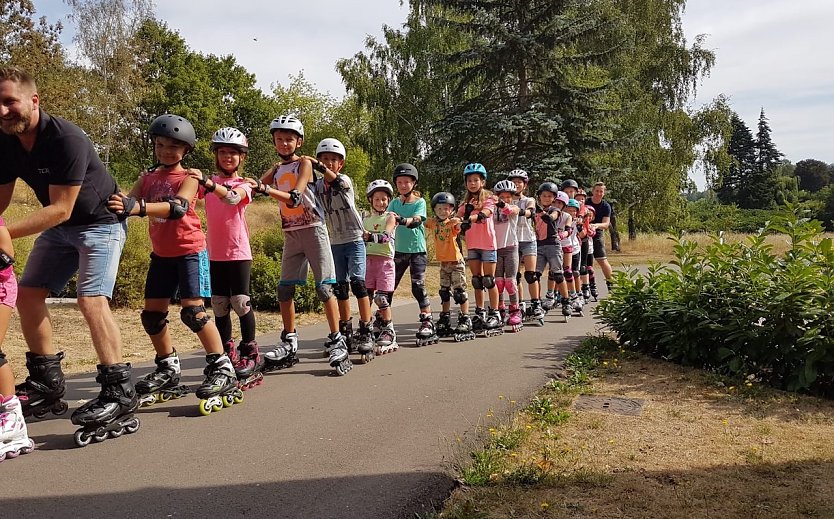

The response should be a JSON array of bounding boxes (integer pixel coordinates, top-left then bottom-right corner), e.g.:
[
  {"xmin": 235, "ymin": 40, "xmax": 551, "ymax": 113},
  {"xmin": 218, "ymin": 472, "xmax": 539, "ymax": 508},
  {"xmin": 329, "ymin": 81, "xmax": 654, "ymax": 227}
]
[{"xmin": 556, "ymin": 190, "xmax": 570, "ymax": 207}]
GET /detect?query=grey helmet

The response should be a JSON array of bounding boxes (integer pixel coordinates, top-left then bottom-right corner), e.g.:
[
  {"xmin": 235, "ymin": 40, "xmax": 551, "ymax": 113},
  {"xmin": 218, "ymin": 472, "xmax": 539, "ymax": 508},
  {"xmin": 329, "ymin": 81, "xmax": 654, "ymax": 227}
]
[
  {"xmin": 269, "ymin": 115, "xmax": 304, "ymax": 138},
  {"xmin": 561, "ymin": 178, "xmax": 579, "ymax": 191},
  {"xmin": 431, "ymin": 192, "xmax": 456, "ymax": 210},
  {"xmin": 210, "ymin": 127, "xmax": 249, "ymax": 152},
  {"xmin": 148, "ymin": 114, "xmax": 197, "ymax": 149},
  {"xmin": 392, "ymin": 163, "xmax": 419, "ymax": 183}
]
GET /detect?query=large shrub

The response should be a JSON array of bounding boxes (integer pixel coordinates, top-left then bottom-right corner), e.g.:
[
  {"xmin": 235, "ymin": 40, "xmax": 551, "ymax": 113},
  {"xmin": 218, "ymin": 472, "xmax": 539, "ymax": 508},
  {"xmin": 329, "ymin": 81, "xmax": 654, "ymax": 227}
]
[
  {"xmin": 112, "ymin": 219, "xmax": 152, "ymax": 308},
  {"xmin": 597, "ymin": 209, "xmax": 834, "ymax": 394}
]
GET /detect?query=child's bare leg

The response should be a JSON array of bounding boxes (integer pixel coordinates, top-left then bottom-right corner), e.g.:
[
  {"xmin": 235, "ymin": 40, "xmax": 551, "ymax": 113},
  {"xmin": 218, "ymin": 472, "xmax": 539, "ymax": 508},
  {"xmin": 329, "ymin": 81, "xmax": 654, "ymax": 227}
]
[{"xmin": 182, "ymin": 297, "xmax": 223, "ymax": 355}]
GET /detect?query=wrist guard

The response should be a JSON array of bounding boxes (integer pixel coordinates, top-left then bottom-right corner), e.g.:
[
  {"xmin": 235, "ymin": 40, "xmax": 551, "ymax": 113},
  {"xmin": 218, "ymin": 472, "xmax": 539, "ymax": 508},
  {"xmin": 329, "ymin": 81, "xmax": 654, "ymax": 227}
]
[
  {"xmin": 312, "ymin": 160, "xmax": 327, "ymax": 173},
  {"xmin": 476, "ymin": 212, "xmax": 487, "ymax": 223},
  {"xmin": 0, "ymin": 249, "xmax": 14, "ymax": 269},
  {"xmin": 287, "ymin": 189, "xmax": 301, "ymax": 207}
]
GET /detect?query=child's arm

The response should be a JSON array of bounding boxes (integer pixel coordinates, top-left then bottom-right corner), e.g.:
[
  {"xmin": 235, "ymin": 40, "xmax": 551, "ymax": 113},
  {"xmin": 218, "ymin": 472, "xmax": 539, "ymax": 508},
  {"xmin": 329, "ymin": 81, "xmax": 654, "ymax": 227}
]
[
  {"xmin": 364, "ymin": 214, "xmax": 397, "ymax": 244},
  {"xmin": 392, "ymin": 198, "xmax": 425, "ymax": 228},
  {"xmin": 189, "ymin": 170, "xmax": 249, "ymax": 205},
  {"xmin": 301, "ymin": 155, "xmax": 339, "ymax": 184},
  {"xmin": 250, "ymin": 159, "xmax": 312, "ymax": 207},
  {"xmin": 107, "ymin": 174, "xmax": 197, "ymax": 220},
  {"xmin": 0, "ymin": 225, "xmax": 14, "ymax": 266}
]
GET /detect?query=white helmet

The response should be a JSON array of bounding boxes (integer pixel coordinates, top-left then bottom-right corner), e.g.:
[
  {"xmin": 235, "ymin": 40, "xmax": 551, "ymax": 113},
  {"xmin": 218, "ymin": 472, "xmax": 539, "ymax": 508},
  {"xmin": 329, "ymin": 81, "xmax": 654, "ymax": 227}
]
[
  {"xmin": 210, "ymin": 127, "xmax": 249, "ymax": 152},
  {"xmin": 269, "ymin": 115, "xmax": 304, "ymax": 138},
  {"xmin": 507, "ymin": 168, "xmax": 529, "ymax": 182},
  {"xmin": 316, "ymin": 138, "xmax": 346, "ymax": 160},
  {"xmin": 493, "ymin": 179, "xmax": 517, "ymax": 194},
  {"xmin": 366, "ymin": 179, "xmax": 394, "ymax": 200}
]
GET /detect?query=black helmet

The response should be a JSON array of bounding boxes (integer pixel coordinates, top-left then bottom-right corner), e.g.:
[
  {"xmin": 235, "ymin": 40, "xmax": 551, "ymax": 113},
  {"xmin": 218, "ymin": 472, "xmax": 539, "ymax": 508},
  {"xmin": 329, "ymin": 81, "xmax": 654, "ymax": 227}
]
[
  {"xmin": 561, "ymin": 179, "xmax": 579, "ymax": 191},
  {"xmin": 148, "ymin": 114, "xmax": 197, "ymax": 149},
  {"xmin": 431, "ymin": 192, "xmax": 456, "ymax": 210},
  {"xmin": 392, "ymin": 163, "xmax": 419, "ymax": 183},
  {"xmin": 536, "ymin": 182, "xmax": 559, "ymax": 196}
]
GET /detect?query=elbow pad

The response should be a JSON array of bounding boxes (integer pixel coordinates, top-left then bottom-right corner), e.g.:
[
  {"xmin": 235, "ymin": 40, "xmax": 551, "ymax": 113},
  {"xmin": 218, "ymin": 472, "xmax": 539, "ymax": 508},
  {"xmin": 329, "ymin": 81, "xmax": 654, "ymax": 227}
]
[
  {"xmin": 222, "ymin": 189, "xmax": 242, "ymax": 205},
  {"xmin": 167, "ymin": 196, "xmax": 189, "ymax": 219},
  {"xmin": 287, "ymin": 189, "xmax": 301, "ymax": 208}
]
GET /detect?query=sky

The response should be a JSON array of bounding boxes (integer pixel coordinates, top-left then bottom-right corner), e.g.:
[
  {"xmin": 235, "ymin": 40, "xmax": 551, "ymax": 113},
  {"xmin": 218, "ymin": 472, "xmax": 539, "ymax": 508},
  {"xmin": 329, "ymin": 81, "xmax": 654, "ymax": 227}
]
[{"xmin": 31, "ymin": 0, "xmax": 834, "ymax": 190}]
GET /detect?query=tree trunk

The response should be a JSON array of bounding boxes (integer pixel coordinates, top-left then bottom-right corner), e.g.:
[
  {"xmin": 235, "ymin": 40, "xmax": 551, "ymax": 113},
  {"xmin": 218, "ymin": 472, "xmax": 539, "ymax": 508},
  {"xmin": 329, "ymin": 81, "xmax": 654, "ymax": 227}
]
[
  {"xmin": 609, "ymin": 204, "xmax": 621, "ymax": 251},
  {"xmin": 628, "ymin": 205, "xmax": 637, "ymax": 241}
]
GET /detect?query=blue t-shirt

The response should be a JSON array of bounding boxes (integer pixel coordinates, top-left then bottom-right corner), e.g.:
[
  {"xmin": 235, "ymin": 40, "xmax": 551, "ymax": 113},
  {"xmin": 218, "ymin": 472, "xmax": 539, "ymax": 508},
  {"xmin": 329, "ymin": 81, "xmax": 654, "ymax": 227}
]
[{"xmin": 387, "ymin": 197, "xmax": 427, "ymax": 253}]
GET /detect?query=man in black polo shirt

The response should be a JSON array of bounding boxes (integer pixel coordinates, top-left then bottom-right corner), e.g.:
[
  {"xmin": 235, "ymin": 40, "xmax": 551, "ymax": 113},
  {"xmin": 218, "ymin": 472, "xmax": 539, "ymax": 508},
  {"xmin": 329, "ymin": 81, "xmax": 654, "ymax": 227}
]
[
  {"xmin": 587, "ymin": 182, "xmax": 614, "ymax": 294},
  {"xmin": 0, "ymin": 67, "xmax": 139, "ymax": 438}
]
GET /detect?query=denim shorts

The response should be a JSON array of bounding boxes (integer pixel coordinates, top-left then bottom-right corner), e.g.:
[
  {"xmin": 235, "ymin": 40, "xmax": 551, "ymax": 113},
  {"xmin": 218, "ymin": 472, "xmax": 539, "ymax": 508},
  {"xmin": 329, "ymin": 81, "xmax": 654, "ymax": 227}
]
[
  {"xmin": 518, "ymin": 240, "xmax": 537, "ymax": 258},
  {"xmin": 466, "ymin": 248, "xmax": 497, "ymax": 263},
  {"xmin": 331, "ymin": 240, "xmax": 367, "ymax": 282},
  {"xmin": 145, "ymin": 250, "xmax": 211, "ymax": 299},
  {"xmin": 20, "ymin": 222, "xmax": 127, "ymax": 298}
]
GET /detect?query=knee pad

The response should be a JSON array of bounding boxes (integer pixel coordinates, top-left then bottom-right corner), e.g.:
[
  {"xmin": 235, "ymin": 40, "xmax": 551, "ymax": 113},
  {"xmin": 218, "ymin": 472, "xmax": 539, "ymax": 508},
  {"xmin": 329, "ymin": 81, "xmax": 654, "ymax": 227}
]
[
  {"xmin": 563, "ymin": 268, "xmax": 573, "ymax": 282},
  {"xmin": 524, "ymin": 271, "xmax": 539, "ymax": 285},
  {"xmin": 471, "ymin": 275, "xmax": 484, "ymax": 290},
  {"xmin": 374, "ymin": 291, "xmax": 392, "ymax": 310},
  {"xmin": 230, "ymin": 294, "xmax": 251, "ymax": 316},
  {"xmin": 504, "ymin": 278, "xmax": 517, "ymax": 295},
  {"xmin": 316, "ymin": 283, "xmax": 335, "ymax": 302},
  {"xmin": 573, "ymin": 270, "xmax": 581, "ymax": 281},
  {"xmin": 411, "ymin": 281, "xmax": 428, "ymax": 303},
  {"xmin": 350, "ymin": 279, "xmax": 368, "ymax": 299},
  {"xmin": 180, "ymin": 306, "xmax": 210, "ymax": 333},
  {"xmin": 495, "ymin": 278, "xmax": 505, "ymax": 294},
  {"xmin": 210, "ymin": 296, "xmax": 231, "ymax": 318},
  {"xmin": 548, "ymin": 271, "xmax": 565, "ymax": 284},
  {"xmin": 141, "ymin": 310, "xmax": 169, "ymax": 336},
  {"xmin": 453, "ymin": 287, "xmax": 468, "ymax": 304},
  {"xmin": 579, "ymin": 265, "xmax": 588, "ymax": 276},
  {"xmin": 482, "ymin": 275, "xmax": 495, "ymax": 290},
  {"xmin": 439, "ymin": 286, "xmax": 451, "ymax": 303},
  {"xmin": 0, "ymin": 351, "xmax": 7, "ymax": 369},
  {"xmin": 277, "ymin": 284, "xmax": 296, "ymax": 303},
  {"xmin": 334, "ymin": 281, "xmax": 350, "ymax": 301}
]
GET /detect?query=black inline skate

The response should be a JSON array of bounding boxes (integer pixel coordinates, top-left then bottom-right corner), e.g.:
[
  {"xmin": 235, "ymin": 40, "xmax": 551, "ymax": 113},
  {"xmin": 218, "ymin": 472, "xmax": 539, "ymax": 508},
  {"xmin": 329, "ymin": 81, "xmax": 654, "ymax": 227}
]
[
  {"xmin": 436, "ymin": 311, "xmax": 453, "ymax": 338},
  {"xmin": 326, "ymin": 332, "xmax": 352, "ymax": 376},
  {"xmin": 136, "ymin": 352, "xmax": 189, "ymax": 407},
  {"xmin": 15, "ymin": 352, "xmax": 69, "ymax": 419},
  {"xmin": 415, "ymin": 312, "xmax": 439, "ymax": 346},
  {"xmin": 472, "ymin": 307, "xmax": 486, "ymax": 333},
  {"xmin": 196, "ymin": 354, "xmax": 242, "ymax": 416},
  {"xmin": 581, "ymin": 284, "xmax": 591, "ymax": 303},
  {"xmin": 589, "ymin": 280, "xmax": 599, "ymax": 302},
  {"xmin": 338, "ymin": 319, "xmax": 354, "ymax": 354},
  {"xmin": 561, "ymin": 298, "xmax": 572, "ymax": 322},
  {"xmin": 71, "ymin": 363, "xmax": 141, "ymax": 447},
  {"xmin": 235, "ymin": 340, "xmax": 265, "ymax": 390},
  {"xmin": 372, "ymin": 310, "xmax": 384, "ymax": 340},
  {"xmin": 263, "ymin": 330, "xmax": 300, "ymax": 372},
  {"xmin": 354, "ymin": 320, "xmax": 375, "ymax": 363},
  {"xmin": 453, "ymin": 313, "xmax": 475, "ymax": 342}
]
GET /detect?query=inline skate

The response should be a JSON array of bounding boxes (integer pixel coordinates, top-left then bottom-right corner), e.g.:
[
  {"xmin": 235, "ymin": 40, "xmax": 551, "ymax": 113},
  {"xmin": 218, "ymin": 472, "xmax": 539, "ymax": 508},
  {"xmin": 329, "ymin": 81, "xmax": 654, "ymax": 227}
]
[
  {"xmin": 481, "ymin": 308, "xmax": 504, "ymax": 338},
  {"xmin": 582, "ymin": 284, "xmax": 591, "ymax": 303},
  {"xmin": 541, "ymin": 292, "xmax": 556, "ymax": 313},
  {"xmin": 436, "ymin": 311, "xmax": 453, "ymax": 338},
  {"xmin": 0, "ymin": 395, "xmax": 35, "ymax": 461},
  {"xmin": 561, "ymin": 298, "xmax": 572, "ymax": 322},
  {"xmin": 338, "ymin": 319, "xmax": 354, "ymax": 354},
  {"xmin": 497, "ymin": 304, "xmax": 508, "ymax": 325},
  {"xmin": 223, "ymin": 339, "xmax": 239, "ymax": 365},
  {"xmin": 589, "ymin": 281, "xmax": 599, "ymax": 302},
  {"xmin": 508, "ymin": 304, "xmax": 524, "ymax": 333},
  {"xmin": 15, "ymin": 352, "xmax": 68, "ymax": 419},
  {"xmin": 355, "ymin": 320, "xmax": 375, "ymax": 363},
  {"xmin": 196, "ymin": 354, "xmax": 242, "ymax": 416},
  {"xmin": 571, "ymin": 294, "xmax": 585, "ymax": 317},
  {"xmin": 263, "ymin": 330, "xmax": 300, "ymax": 371},
  {"xmin": 325, "ymin": 332, "xmax": 352, "ymax": 376},
  {"xmin": 235, "ymin": 340, "xmax": 265, "ymax": 390},
  {"xmin": 415, "ymin": 312, "xmax": 439, "ymax": 346},
  {"xmin": 72, "ymin": 363, "xmax": 141, "ymax": 447},
  {"xmin": 136, "ymin": 352, "xmax": 189, "ymax": 407},
  {"xmin": 375, "ymin": 320, "xmax": 399, "ymax": 354},
  {"xmin": 372, "ymin": 310, "xmax": 384, "ymax": 340},
  {"xmin": 453, "ymin": 313, "xmax": 475, "ymax": 342}
]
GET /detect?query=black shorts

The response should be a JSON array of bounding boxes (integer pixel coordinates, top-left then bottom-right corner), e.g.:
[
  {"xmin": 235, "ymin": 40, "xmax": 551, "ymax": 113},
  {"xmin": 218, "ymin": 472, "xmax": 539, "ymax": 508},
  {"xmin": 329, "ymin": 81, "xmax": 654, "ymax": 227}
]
[
  {"xmin": 145, "ymin": 251, "xmax": 211, "ymax": 300},
  {"xmin": 592, "ymin": 234, "xmax": 607, "ymax": 259},
  {"xmin": 571, "ymin": 250, "xmax": 581, "ymax": 273},
  {"xmin": 210, "ymin": 260, "xmax": 252, "ymax": 297}
]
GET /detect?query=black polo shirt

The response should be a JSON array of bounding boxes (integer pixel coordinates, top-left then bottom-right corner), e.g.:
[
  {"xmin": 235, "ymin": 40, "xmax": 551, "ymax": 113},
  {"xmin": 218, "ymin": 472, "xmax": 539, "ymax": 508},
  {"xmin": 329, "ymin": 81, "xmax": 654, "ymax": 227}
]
[
  {"xmin": 0, "ymin": 109, "xmax": 118, "ymax": 226},
  {"xmin": 588, "ymin": 198, "xmax": 611, "ymax": 235}
]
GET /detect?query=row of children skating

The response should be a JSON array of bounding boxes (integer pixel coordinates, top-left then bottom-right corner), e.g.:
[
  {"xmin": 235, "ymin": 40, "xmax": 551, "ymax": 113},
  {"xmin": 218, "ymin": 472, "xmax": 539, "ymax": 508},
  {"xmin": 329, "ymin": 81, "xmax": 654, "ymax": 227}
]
[{"xmin": 1, "ymin": 112, "xmax": 612, "ymax": 457}]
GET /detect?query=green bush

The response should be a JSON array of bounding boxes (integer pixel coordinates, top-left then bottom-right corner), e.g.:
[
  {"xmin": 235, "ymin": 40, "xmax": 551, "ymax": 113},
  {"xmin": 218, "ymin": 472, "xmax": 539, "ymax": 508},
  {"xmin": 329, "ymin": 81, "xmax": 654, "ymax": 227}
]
[
  {"xmin": 597, "ymin": 208, "xmax": 834, "ymax": 394},
  {"xmin": 250, "ymin": 228, "xmax": 284, "ymax": 258},
  {"xmin": 249, "ymin": 252, "xmax": 322, "ymax": 313},
  {"xmin": 112, "ymin": 219, "xmax": 151, "ymax": 308}
]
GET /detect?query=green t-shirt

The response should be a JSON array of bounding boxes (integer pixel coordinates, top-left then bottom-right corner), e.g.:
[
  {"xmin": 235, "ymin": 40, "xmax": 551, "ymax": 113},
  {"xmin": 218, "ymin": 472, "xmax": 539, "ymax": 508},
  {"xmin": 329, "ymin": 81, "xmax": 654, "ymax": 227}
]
[
  {"xmin": 387, "ymin": 197, "xmax": 427, "ymax": 253},
  {"xmin": 363, "ymin": 213, "xmax": 395, "ymax": 258}
]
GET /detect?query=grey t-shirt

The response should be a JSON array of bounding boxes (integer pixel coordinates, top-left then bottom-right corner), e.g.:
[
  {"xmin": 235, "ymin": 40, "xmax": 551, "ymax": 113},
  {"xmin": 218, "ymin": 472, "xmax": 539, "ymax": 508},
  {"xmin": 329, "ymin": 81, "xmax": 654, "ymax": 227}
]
[
  {"xmin": 514, "ymin": 196, "xmax": 536, "ymax": 243},
  {"xmin": 314, "ymin": 173, "xmax": 365, "ymax": 245}
]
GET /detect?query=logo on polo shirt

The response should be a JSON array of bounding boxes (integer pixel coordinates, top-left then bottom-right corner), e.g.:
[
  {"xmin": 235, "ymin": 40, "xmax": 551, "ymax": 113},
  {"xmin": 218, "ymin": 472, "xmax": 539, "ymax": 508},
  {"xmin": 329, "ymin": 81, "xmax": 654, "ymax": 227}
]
[{"xmin": 37, "ymin": 168, "xmax": 50, "ymax": 175}]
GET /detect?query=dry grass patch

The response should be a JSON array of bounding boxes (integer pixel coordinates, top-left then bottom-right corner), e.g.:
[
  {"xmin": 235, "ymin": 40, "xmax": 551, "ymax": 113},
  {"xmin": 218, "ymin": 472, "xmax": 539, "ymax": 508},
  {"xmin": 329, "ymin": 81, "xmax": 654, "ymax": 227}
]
[{"xmin": 439, "ymin": 339, "xmax": 834, "ymax": 518}]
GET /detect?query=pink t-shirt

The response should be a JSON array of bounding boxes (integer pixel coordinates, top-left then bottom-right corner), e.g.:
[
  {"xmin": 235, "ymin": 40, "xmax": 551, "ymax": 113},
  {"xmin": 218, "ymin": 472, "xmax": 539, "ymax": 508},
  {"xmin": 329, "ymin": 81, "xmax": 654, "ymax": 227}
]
[
  {"xmin": 458, "ymin": 196, "xmax": 497, "ymax": 251},
  {"xmin": 200, "ymin": 175, "xmax": 253, "ymax": 261},
  {"xmin": 139, "ymin": 168, "xmax": 205, "ymax": 257},
  {"xmin": 0, "ymin": 216, "xmax": 18, "ymax": 307}
]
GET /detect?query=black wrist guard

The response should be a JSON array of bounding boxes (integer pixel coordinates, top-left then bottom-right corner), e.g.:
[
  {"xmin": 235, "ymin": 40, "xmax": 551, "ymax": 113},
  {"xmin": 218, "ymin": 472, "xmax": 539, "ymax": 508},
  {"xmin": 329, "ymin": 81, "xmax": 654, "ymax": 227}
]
[
  {"xmin": 138, "ymin": 198, "xmax": 147, "ymax": 218},
  {"xmin": 476, "ymin": 212, "xmax": 487, "ymax": 223},
  {"xmin": 0, "ymin": 249, "xmax": 14, "ymax": 269},
  {"xmin": 288, "ymin": 189, "xmax": 301, "ymax": 207},
  {"xmin": 313, "ymin": 160, "xmax": 327, "ymax": 173}
]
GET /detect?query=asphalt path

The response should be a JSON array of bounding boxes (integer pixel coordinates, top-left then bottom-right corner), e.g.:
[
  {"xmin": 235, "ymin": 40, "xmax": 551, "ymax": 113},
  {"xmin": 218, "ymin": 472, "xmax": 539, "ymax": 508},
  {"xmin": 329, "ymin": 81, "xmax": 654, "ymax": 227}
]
[{"xmin": 1, "ymin": 295, "xmax": 604, "ymax": 519}]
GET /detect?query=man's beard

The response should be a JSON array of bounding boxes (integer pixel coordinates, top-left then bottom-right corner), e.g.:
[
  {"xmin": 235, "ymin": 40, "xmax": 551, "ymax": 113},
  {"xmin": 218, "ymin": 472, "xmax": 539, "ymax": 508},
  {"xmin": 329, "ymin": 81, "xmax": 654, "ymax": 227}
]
[{"xmin": 0, "ymin": 107, "xmax": 33, "ymax": 136}]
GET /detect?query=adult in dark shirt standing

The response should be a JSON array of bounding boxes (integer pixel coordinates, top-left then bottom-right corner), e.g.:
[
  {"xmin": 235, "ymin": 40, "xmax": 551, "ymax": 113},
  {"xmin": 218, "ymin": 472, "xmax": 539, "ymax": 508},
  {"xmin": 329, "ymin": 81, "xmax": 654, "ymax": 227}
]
[
  {"xmin": 587, "ymin": 182, "xmax": 614, "ymax": 294},
  {"xmin": 0, "ymin": 67, "xmax": 139, "ymax": 437}
]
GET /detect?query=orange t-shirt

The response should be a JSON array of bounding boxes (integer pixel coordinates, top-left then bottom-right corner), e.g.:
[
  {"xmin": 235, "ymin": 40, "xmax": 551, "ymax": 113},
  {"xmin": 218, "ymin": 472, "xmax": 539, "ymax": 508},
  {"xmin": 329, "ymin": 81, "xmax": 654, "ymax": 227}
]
[{"xmin": 425, "ymin": 217, "xmax": 462, "ymax": 262}]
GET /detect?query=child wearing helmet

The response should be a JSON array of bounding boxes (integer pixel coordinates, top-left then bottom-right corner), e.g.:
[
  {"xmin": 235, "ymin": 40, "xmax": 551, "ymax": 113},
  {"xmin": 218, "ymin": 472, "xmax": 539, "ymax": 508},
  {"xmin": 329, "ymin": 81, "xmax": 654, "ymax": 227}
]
[
  {"xmin": 564, "ymin": 199, "xmax": 585, "ymax": 314},
  {"xmin": 426, "ymin": 192, "xmax": 472, "ymax": 340},
  {"xmin": 579, "ymin": 204, "xmax": 598, "ymax": 301},
  {"xmin": 458, "ymin": 163, "xmax": 503, "ymax": 334},
  {"xmin": 532, "ymin": 183, "xmax": 572, "ymax": 320},
  {"xmin": 387, "ymin": 163, "xmax": 437, "ymax": 345},
  {"xmin": 188, "ymin": 127, "xmax": 261, "ymax": 387},
  {"xmin": 507, "ymin": 169, "xmax": 540, "ymax": 319},
  {"xmin": 492, "ymin": 179, "xmax": 524, "ymax": 331},
  {"xmin": 310, "ymin": 138, "xmax": 375, "ymax": 361},
  {"xmin": 364, "ymin": 180, "xmax": 399, "ymax": 354},
  {"xmin": 107, "ymin": 114, "xmax": 241, "ymax": 411},
  {"xmin": 250, "ymin": 115, "xmax": 351, "ymax": 376}
]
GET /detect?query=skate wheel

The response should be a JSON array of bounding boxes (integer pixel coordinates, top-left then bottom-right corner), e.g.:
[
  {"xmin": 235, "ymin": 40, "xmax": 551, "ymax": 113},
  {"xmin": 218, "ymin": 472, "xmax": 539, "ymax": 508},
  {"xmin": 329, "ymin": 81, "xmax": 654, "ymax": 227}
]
[
  {"xmin": 125, "ymin": 417, "xmax": 140, "ymax": 434},
  {"xmin": 53, "ymin": 400, "xmax": 69, "ymax": 416},
  {"xmin": 33, "ymin": 408, "xmax": 48, "ymax": 419},
  {"xmin": 93, "ymin": 430, "xmax": 109, "ymax": 443},
  {"xmin": 109, "ymin": 427, "xmax": 124, "ymax": 438},
  {"xmin": 222, "ymin": 394, "xmax": 235, "ymax": 408},
  {"xmin": 5, "ymin": 449, "xmax": 20, "ymax": 459},
  {"xmin": 74, "ymin": 430, "xmax": 93, "ymax": 447},
  {"xmin": 159, "ymin": 392, "xmax": 172, "ymax": 403},
  {"xmin": 198, "ymin": 399, "xmax": 214, "ymax": 416},
  {"xmin": 0, "ymin": 452, "xmax": 6, "ymax": 462},
  {"xmin": 21, "ymin": 439, "xmax": 35, "ymax": 454}
]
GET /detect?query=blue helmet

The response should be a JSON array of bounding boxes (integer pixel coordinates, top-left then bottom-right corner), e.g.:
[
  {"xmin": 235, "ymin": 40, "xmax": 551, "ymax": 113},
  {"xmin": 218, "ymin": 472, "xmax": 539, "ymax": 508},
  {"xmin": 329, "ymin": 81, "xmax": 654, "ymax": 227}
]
[
  {"xmin": 567, "ymin": 199, "xmax": 581, "ymax": 210},
  {"xmin": 463, "ymin": 163, "xmax": 487, "ymax": 179}
]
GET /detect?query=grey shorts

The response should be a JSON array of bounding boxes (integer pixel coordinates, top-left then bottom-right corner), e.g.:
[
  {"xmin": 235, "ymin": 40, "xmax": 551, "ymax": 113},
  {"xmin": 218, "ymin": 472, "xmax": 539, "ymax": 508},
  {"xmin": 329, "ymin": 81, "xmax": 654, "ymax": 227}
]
[
  {"xmin": 536, "ymin": 244, "xmax": 563, "ymax": 275},
  {"xmin": 280, "ymin": 225, "xmax": 336, "ymax": 286},
  {"xmin": 439, "ymin": 259, "xmax": 467, "ymax": 290},
  {"xmin": 496, "ymin": 246, "xmax": 519, "ymax": 279}
]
